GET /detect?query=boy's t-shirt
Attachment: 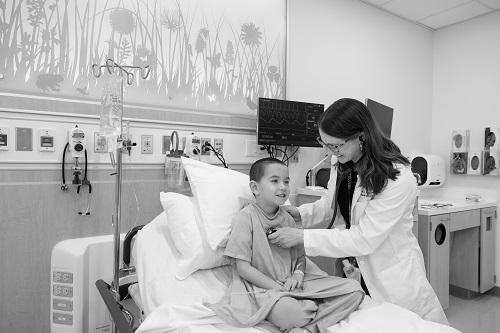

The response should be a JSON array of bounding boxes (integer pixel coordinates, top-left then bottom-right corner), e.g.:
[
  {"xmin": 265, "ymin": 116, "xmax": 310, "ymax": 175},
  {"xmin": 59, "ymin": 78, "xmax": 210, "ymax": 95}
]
[
  {"xmin": 205, "ymin": 202, "xmax": 365, "ymax": 330},
  {"xmin": 224, "ymin": 202, "xmax": 304, "ymax": 282}
]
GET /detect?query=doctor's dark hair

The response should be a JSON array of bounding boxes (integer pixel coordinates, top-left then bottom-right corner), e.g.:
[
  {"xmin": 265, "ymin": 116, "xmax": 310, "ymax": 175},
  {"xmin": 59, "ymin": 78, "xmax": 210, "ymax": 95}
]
[
  {"xmin": 250, "ymin": 158, "xmax": 287, "ymax": 182},
  {"xmin": 318, "ymin": 98, "xmax": 410, "ymax": 195}
]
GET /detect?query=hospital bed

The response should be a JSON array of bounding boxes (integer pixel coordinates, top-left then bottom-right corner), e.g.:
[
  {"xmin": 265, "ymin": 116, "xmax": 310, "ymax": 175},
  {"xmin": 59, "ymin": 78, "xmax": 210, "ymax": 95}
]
[{"xmin": 97, "ymin": 157, "xmax": 461, "ymax": 333}]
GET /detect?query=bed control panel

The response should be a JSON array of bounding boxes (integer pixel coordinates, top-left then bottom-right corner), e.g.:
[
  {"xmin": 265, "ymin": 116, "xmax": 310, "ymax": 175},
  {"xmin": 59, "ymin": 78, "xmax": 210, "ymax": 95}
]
[
  {"xmin": 52, "ymin": 270, "xmax": 74, "ymax": 326},
  {"xmin": 50, "ymin": 234, "xmax": 129, "ymax": 333}
]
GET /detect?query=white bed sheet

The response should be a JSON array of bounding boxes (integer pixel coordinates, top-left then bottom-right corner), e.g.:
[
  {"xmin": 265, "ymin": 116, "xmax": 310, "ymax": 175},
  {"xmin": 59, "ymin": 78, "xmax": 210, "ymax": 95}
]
[{"xmin": 133, "ymin": 212, "xmax": 461, "ymax": 333}]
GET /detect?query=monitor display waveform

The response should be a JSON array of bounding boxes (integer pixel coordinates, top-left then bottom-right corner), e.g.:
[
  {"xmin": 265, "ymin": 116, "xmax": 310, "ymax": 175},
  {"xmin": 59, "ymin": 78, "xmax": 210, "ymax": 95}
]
[{"xmin": 257, "ymin": 98, "xmax": 324, "ymax": 147}]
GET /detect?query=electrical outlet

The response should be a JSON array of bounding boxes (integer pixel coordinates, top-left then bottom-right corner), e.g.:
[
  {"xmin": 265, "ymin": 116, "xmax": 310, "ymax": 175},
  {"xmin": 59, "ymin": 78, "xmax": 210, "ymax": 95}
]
[
  {"xmin": 245, "ymin": 140, "xmax": 267, "ymax": 157},
  {"xmin": 201, "ymin": 137, "xmax": 211, "ymax": 155},
  {"xmin": 94, "ymin": 132, "xmax": 108, "ymax": 153},
  {"xmin": 141, "ymin": 135, "xmax": 153, "ymax": 154},
  {"xmin": 214, "ymin": 138, "xmax": 223, "ymax": 153}
]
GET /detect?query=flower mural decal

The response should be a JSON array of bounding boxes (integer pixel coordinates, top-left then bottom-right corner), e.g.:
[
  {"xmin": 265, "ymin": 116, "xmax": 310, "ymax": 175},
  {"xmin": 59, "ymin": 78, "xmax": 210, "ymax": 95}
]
[
  {"xmin": 241, "ymin": 22, "xmax": 262, "ymax": 47},
  {"xmin": 0, "ymin": 0, "xmax": 286, "ymax": 115}
]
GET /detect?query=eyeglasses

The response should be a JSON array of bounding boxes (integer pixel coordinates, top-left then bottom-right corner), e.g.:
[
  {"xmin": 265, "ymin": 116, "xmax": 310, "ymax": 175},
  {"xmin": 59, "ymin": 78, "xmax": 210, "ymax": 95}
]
[{"xmin": 316, "ymin": 136, "xmax": 350, "ymax": 153}]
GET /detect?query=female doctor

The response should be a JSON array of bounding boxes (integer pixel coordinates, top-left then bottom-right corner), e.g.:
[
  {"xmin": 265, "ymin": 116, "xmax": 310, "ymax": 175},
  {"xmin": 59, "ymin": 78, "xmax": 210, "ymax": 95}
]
[{"xmin": 268, "ymin": 98, "xmax": 449, "ymax": 325}]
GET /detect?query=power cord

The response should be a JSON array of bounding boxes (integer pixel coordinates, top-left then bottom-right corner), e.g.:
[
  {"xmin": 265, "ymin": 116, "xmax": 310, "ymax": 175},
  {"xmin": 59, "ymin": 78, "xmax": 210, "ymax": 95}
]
[
  {"xmin": 283, "ymin": 147, "xmax": 299, "ymax": 165},
  {"xmin": 202, "ymin": 141, "xmax": 228, "ymax": 168}
]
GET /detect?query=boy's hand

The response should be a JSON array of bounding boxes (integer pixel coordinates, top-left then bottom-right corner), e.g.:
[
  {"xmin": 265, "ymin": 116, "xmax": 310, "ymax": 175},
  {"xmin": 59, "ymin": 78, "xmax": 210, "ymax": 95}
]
[{"xmin": 279, "ymin": 273, "xmax": 304, "ymax": 292}]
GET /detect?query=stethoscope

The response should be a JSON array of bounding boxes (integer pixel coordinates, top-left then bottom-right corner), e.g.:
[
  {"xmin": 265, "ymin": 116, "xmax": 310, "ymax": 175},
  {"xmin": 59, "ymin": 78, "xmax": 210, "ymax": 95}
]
[
  {"xmin": 327, "ymin": 162, "xmax": 355, "ymax": 229},
  {"xmin": 77, "ymin": 180, "xmax": 92, "ymax": 216},
  {"xmin": 61, "ymin": 142, "xmax": 92, "ymax": 216}
]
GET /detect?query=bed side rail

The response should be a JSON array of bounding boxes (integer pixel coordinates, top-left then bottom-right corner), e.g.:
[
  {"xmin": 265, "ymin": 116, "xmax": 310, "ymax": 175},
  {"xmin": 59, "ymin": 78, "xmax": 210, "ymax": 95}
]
[{"xmin": 122, "ymin": 225, "xmax": 144, "ymax": 266}]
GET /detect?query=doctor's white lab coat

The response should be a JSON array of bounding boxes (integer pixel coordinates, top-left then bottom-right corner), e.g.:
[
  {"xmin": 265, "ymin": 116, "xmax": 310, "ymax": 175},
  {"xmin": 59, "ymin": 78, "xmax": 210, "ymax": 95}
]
[{"xmin": 298, "ymin": 160, "xmax": 449, "ymax": 326}]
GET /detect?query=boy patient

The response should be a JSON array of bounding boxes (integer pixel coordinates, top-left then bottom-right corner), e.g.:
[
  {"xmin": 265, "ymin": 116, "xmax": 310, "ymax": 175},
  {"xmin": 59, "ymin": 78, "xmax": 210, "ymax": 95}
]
[{"xmin": 205, "ymin": 158, "xmax": 364, "ymax": 333}]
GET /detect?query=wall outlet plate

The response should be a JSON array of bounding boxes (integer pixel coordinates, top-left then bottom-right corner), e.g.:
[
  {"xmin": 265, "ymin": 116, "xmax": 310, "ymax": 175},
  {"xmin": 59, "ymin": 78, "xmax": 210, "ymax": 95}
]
[
  {"xmin": 16, "ymin": 127, "xmax": 33, "ymax": 151},
  {"xmin": 141, "ymin": 134, "xmax": 153, "ymax": 154},
  {"xmin": 245, "ymin": 140, "xmax": 267, "ymax": 157},
  {"xmin": 38, "ymin": 129, "xmax": 56, "ymax": 152},
  {"xmin": 201, "ymin": 137, "xmax": 211, "ymax": 155},
  {"xmin": 94, "ymin": 132, "xmax": 108, "ymax": 153},
  {"xmin": 0, "ymin": 127, "xmax": 10, "ymax": 151},
  {"xmin": 214, "ymin": 138, "xmax": 223, "ymax": 153}
]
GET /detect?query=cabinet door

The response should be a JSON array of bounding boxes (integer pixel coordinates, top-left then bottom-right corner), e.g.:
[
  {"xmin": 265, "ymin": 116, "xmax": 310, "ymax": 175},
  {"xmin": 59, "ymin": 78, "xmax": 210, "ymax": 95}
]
[
  {"xmin": 429, "ymin": 215, "xmax": 450, "ymax": 309},
  {"xmin": 449, "ymin": 210, "xmax": 480, "ymax": 292},
  {"xmin": 480, "ymin": 207, "xmax": 496, "ymax": 293}
]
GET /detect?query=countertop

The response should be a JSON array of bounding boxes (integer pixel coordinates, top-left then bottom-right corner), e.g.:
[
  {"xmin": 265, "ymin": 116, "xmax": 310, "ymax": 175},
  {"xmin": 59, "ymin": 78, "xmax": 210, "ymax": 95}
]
[
  {"xmin": 298, "ymin": 188, "xmax": 498, "ymax": 216},
  {"xmin": 418, "ymin": 199, "xmax": 497, "ymax": 216}
]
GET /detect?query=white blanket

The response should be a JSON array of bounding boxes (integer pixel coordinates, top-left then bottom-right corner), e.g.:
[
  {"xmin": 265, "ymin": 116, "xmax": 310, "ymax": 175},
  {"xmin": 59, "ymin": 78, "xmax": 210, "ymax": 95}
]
[{"xmin": 134, "ymin": 212, "xmax": 460, "ymax": 333}]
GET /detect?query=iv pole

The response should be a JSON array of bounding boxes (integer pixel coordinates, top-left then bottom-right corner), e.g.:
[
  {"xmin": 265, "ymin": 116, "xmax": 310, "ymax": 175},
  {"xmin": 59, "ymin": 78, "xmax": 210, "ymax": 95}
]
[{"xmin": 92, "ymin": 58, "xmax": 150, "ymax": 332}]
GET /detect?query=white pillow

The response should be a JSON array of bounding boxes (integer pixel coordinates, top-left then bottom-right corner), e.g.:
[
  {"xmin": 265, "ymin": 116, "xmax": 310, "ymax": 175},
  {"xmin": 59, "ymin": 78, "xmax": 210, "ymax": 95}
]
[
  {"xmin": 159, "ymin": 192, "xmax": 233, "ymax": 280},
  {"xmin": 181, "ymin": 157, "xmax": 255, "ymax": 250}
]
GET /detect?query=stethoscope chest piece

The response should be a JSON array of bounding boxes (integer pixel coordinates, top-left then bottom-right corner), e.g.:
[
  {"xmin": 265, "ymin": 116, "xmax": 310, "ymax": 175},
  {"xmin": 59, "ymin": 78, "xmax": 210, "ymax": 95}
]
[{"xmin": 266, "ymin": 227, "xmax": 277, "ymax": 236}]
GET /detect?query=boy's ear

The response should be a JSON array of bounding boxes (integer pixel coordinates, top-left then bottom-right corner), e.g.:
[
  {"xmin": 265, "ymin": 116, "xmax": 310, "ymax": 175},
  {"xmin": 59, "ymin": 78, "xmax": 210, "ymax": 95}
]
[{"xmin": 249, "ymin": 180, "xmax": 259, "ymax": 196}]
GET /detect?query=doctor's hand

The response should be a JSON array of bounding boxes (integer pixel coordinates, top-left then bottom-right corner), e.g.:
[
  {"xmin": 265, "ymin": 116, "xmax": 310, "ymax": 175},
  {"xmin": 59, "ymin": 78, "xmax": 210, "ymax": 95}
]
[
  {"xmin": 268, "ymin": 227, "xmax": 304, "ymax": 249},
  {"xmin": 281, "ymin": 205, "xmax": 302, "ymax": 223}
]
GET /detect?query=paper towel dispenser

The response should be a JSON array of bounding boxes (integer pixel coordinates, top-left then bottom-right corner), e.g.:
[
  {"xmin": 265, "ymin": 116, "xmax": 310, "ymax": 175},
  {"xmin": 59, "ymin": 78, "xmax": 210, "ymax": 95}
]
[{"xmin": 410, "ymin": 155, "xmax": 445, "ymax": 188}]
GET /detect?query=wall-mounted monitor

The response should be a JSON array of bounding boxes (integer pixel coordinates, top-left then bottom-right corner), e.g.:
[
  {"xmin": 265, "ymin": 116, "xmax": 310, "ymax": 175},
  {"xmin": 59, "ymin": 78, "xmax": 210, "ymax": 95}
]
[
  {"xmin": 257, "ymin": 98, "xmax": 324, "ymax": 147},
  {"xmin": 365, "ymin": 98, "xmax": 394, "ymax": 138}
]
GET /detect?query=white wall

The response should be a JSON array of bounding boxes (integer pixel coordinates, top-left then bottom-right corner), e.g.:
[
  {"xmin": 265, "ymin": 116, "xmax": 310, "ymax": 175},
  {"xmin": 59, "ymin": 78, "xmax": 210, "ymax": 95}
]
[
  {"xmin": 287, "ymin": 0, "xmax": 434, "ymax": 194},
  {"xmin": 432, "ymin": 10, "xmax": 500, "ymax": 192},
  {"xmin": 432, "ymin": 10, "xmax": 500, "ymax": 285},
  {"xmin": 287, "ymin": 0, "xmax": 499, "ymax": 287}
]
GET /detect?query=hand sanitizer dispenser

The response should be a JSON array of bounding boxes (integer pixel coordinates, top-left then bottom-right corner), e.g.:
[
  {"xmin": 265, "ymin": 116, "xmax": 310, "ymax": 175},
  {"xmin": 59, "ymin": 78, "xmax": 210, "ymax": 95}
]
[{"xmin": 410, "ymin": 155, "xmax": 445, "ymax": 188}]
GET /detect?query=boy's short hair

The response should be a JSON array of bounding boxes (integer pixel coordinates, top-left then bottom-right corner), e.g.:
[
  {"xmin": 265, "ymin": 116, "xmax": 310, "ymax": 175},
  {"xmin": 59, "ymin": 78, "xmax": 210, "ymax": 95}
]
[{"xmin": 249, "ymin": 158, "xmax": 287, "ymax": 182}]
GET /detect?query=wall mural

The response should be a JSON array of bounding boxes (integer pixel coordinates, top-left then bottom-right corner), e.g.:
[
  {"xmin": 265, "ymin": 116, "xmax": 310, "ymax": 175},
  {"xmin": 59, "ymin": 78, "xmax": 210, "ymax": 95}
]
[{"xmin": 0, "ymin": 0, "xmax": 286, "ymax": 116}]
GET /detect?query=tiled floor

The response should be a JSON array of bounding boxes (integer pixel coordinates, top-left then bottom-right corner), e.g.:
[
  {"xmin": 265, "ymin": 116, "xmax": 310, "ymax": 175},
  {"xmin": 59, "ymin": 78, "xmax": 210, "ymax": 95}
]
[{"xmin": 446, "ymin": 294, "xmax": 500, "ymax": 333}]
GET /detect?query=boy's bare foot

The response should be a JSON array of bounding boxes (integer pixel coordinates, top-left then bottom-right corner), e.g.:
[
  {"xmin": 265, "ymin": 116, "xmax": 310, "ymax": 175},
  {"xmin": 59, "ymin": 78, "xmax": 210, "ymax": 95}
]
[{"xmin": 289, "ymin": 328, "xmax": 311, "ymax": 333}]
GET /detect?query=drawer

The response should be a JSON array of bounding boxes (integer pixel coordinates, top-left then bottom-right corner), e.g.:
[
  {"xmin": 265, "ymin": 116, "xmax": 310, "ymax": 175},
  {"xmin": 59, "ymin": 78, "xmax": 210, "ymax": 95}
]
[{"xmin": 450, "ymin": 209, "xmax": 480, "ymax": 232}]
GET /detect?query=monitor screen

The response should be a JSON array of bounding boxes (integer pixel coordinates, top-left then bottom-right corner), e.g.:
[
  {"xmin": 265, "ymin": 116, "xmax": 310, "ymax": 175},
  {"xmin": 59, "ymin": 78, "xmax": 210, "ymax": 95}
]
[
  {"xmin": 257, "ymin": 98, "xmax": 324, "ymax": 147},
  {"xmin": 365, "ymin": 98, "xmax": 394, "ymax": 138}
]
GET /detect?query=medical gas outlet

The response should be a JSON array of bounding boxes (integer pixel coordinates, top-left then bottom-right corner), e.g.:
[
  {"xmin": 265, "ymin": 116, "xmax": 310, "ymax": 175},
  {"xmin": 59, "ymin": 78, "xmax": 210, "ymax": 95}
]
[
  {"xmin": 184, "ymin": 133, "xmax": 201, "ymax": 159},
  {"xmin": 68, "ymin": 126, "xmax": 86, "ymax": 158}
]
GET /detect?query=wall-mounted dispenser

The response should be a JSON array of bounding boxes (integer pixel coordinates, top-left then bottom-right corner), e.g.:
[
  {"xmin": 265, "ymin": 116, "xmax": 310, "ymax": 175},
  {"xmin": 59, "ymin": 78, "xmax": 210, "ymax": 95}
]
[{"xmin": 410, "ymin": 155, "xmax": 446, "ymax": 188}]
